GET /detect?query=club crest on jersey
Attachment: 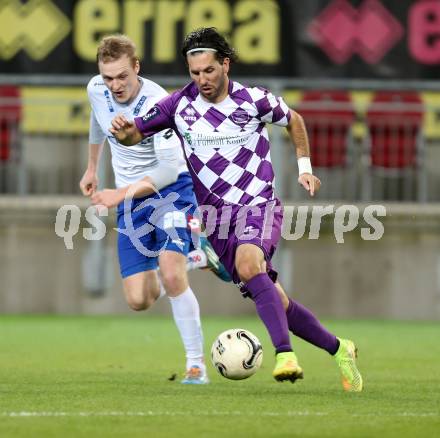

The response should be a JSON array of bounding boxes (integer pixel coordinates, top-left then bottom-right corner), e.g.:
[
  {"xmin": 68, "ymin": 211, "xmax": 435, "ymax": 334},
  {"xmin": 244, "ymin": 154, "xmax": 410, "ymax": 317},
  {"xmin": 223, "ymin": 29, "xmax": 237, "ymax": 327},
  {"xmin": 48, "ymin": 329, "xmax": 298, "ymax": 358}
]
[
  {"xmin": 104, "ymin": 90, "xmax": 114, "ymax": 113},
  {"xmin": 230, "ymin": 108, "xmax": 250, "ymax": 126}
]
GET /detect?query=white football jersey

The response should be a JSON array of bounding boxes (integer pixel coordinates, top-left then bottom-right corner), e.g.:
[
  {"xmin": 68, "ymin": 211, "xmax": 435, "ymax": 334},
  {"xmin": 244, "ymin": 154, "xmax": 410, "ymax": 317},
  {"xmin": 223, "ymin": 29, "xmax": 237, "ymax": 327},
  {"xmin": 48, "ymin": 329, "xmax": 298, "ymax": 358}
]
[{"xmin": 87, "ymin": 75, "xmax": 187, "ymax": 188}]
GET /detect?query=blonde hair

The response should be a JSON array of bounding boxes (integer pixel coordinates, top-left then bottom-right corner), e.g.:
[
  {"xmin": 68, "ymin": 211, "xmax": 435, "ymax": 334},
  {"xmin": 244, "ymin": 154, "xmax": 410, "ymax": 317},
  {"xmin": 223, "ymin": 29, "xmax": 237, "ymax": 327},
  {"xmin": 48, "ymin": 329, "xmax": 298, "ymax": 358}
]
[{"xmin": 96, "ymin": 35, "xmax": 138, "ymax": 66}]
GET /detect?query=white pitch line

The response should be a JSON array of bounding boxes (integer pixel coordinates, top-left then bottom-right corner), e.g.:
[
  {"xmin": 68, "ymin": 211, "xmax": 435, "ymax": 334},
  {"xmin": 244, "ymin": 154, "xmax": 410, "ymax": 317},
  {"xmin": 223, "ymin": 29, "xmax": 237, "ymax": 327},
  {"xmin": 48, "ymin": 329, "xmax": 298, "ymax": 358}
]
[
  {"xmin": 2, "ymin": 411, "xmax": 326, "ymax": 418},
  {"xmin": 1, "ymin": 411, "xmax": 439, "ymax": 418}
]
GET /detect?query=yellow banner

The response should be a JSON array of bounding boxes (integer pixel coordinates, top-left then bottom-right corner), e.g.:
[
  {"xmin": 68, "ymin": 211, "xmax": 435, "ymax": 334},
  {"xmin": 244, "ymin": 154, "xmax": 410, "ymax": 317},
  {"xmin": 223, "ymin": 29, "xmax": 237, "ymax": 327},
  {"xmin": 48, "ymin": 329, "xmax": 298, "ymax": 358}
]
[
  {"xmin": 22, "ymin": 87, "xmax": 90, "ymax": 134},
  {"xmin": 420, "ymin": 92, "xmax": 440, "ymax": 140}
]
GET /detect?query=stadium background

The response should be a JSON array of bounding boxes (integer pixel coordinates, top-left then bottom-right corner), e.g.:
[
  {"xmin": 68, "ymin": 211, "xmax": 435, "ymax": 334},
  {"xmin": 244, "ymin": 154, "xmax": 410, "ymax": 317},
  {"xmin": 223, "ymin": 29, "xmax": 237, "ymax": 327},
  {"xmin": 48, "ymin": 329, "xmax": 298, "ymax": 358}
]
[
  {"xmin": 1, "ymin": 0, "xmax": 440, "ymax": 318},
  {"xmin": 1, "ymin": 2, "xmax": 440, "ymax": 437}
]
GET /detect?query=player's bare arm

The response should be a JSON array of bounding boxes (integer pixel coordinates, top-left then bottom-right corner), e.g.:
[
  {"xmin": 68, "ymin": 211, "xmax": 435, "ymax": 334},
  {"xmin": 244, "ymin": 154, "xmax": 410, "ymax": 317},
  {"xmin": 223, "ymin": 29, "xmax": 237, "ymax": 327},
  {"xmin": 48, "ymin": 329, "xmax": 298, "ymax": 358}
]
[
  {"xmin": 79, "ymin": 168, "xmax": 98, "ymax": 196},
  {"xmin": 286, "ymin": 109, "xmax": 321, "ymax": 197},
  {"xmin": 91, "ymin": 176, "xmax": 156, "ymax": 209},
  {"xmin": 109, "ymin": 114, "xmax": 143, "ymax": 145},
  {"xmin": 79, "ymin": 142, "xmax": 104, "ymax": 196}
]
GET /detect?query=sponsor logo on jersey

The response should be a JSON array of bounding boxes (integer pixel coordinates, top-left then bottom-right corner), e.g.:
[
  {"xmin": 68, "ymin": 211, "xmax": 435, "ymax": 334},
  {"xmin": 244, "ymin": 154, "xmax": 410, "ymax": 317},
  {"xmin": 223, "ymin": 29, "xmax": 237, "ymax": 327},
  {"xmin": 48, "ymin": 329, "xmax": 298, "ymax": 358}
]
[
  {"xmin": 184, "ymin": 132, "xmax": 193, "ymax": 146},
  {"xmin": 104, "ymin": 90, "xmax": 114, "ymax": 113},
  {"xmin": 183, "ymin": 107, "xmax": 197, "ymax": 122},
  {"xmin": 184, "ymin": 132, "xmax": 250, "ymax": 148},
  {"xmin": 142, "ymin": 106, "xmax": 160, "ymax": 122},
  {"xmin": 140, "ymin": 137, "xmax": 154, "ymax": 146},
  {"xmin": 133, "ymin": 95, "xmax": 146, "ymax": 116},
  {"xmin": 163, "ymin": 129, "xmax": 174, "ymax": 139}
]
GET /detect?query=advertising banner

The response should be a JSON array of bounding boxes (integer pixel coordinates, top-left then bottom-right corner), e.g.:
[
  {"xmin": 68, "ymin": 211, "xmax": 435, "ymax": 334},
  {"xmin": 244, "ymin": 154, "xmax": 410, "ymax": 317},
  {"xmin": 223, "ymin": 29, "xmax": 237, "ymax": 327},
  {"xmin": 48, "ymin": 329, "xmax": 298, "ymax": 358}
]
[{"xmin": 0, "ymin": 0, "xmax": 439, "ymax": 79}]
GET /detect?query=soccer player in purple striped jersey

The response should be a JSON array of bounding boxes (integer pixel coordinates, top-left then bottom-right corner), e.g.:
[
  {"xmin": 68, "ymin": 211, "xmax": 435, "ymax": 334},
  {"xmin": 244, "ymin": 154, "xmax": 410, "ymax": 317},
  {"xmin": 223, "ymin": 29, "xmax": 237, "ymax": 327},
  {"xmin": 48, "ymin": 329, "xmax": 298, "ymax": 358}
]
[{"xmin": 110, "ymin": 28, "xmax": 363, "ymax": 391}]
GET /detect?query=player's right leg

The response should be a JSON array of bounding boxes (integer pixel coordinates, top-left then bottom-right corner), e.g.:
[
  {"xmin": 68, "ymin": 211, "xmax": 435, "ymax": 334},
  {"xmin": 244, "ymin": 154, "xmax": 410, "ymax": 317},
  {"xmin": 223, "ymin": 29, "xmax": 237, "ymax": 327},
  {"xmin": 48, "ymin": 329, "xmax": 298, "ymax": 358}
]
[
  {"xmin": 117, "ymin": 197, "xmax": 163, "ymax": 311},
  {"xmin": 118, "ymin": 239, "xmax": 163, "ymax": 311},
  {"xmin": 272, "ymin": 351, "xmax": 303, "ymax": 383},
  {"xmin": 234, "ymin": 243, "xmax": 302, "ymax": 383},
  {"xmin": 122, "ymin": 269, "xmax": 162, "ymax": 311}
]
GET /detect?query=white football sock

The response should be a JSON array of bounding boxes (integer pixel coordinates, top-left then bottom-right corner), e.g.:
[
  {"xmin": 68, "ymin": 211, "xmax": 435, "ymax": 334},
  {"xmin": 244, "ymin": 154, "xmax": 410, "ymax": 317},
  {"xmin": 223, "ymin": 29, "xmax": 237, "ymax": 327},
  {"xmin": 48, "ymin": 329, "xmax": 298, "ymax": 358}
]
[
  {"xmin": 186, "ymin": 249, "xmax": 208, "ymax": 271},
  {"xmin": 168, "ymin": 287, "xmax": 205, "ymax": 371}
]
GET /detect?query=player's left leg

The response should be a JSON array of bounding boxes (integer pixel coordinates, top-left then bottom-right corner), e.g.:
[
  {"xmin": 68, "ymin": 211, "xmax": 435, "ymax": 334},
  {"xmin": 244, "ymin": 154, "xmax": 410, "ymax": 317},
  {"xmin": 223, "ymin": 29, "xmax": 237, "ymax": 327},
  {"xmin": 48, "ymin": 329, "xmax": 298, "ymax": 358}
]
[
  {"xmin": 275, "ymin": 282, "xmax": 339, "ymax": 354},
  {"xmin": 275, "ymin": 282, "xmax": 363, "ymax": 392}
]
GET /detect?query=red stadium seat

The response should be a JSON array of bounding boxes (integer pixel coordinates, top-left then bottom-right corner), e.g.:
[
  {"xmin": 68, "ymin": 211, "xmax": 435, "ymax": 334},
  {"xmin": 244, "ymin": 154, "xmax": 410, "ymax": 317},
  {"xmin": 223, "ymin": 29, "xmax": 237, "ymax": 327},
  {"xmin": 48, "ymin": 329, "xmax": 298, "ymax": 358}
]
[
  {"xmin": 294, "ymin": 90, "xmax": 356, "ymax": 200},
  {"xmin": 366, "ymin": 91, "xmax": 424, "ymax": 168},
  {"xmin": 297, "ymin": 90, "xmax": 355, "ymax": 168},
  {"xmin": 363, "ymin": 91, "xmax": 426, "ymax": 201},
  {"xmin": 0, "ymin": 86, "xmax": 21, "ymax": 162},
  {"xmin": 0, "ymin": 86, "xmax": 22, "ymax": 193}
]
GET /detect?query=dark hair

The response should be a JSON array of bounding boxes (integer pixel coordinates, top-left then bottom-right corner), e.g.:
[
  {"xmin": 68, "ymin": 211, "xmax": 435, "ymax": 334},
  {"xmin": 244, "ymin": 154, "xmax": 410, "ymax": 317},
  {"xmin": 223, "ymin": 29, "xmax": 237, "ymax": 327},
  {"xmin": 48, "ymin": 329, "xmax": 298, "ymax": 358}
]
[{"xmin": 181, "ymin": 27, "xmax": 238, "ymax": 64}]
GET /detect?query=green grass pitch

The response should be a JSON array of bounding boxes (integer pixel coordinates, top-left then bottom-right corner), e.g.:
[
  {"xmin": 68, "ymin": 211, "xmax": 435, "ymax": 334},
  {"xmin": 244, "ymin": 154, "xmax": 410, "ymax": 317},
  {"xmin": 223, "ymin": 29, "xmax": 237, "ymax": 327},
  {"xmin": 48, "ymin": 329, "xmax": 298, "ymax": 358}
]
[{"xmin": 0, "ymin": 315, "xmax": 439, "ymax": 437}]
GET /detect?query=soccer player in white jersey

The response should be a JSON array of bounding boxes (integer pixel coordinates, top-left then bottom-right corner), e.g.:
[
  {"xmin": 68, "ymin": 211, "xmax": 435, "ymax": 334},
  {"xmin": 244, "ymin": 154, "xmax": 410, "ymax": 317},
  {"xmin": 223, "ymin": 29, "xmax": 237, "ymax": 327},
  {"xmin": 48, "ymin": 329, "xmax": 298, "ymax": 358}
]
[
  {"xmin": 80, "ymin": 35, "xmax": 229, "ymax": 384},
  {"xmin": 110, "ymin": 28, "xmax": 363, "ymax": 391}
]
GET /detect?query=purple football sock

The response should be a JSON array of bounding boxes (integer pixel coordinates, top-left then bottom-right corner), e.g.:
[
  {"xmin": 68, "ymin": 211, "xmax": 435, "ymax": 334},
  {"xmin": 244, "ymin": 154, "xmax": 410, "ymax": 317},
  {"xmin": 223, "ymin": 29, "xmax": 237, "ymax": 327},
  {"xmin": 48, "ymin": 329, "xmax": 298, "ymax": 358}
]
[
  {"xmin": 286, "ymin": 298, "xmax": 339, "ymax": 355},
  {"xmin": 245, "ymin": 273, "xmax": 292, "ymax": 354}
]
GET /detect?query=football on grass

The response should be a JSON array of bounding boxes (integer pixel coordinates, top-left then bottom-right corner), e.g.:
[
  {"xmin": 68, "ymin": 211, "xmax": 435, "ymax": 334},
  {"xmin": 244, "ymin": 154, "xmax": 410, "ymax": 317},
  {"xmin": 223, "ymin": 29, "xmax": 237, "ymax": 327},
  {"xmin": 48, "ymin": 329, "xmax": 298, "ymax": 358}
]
[{"xmin": 211, "ymin": 328, "xmax": 263, "ymax": 380}]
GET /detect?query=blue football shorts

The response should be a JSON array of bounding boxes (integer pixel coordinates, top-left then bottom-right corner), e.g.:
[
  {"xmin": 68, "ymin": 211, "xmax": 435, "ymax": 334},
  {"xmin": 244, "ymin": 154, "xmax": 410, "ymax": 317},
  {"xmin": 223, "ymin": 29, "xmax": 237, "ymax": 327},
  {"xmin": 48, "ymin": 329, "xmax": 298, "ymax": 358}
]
[{"xmin": 117, "ymin": 172, "xmax": 199, "ymax": 278}]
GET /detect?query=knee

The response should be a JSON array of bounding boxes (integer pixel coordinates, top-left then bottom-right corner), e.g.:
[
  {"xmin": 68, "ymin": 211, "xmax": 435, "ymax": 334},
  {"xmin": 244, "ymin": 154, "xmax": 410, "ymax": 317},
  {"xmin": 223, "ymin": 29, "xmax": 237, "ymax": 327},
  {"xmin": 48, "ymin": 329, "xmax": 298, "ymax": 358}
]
[
  {"xmin": 126, "ymin": 298, "xmax": 151, "ymax": 311},
  {"xmin": 235, "ymin": 259, "xmax": 263, "ymax": 283},
  {"xmin": 124, "ymin": 287, "xmax": 157, "ymax": 311},
  {"xmin": 160, "ymin": 270, "xmax": 186, "ymax": 295}
]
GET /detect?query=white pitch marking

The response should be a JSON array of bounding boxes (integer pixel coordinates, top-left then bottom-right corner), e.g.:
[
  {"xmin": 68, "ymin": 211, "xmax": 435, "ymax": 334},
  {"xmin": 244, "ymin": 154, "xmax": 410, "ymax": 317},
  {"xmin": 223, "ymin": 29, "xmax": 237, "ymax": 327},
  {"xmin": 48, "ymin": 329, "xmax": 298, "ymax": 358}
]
[{"xmin": 1, "ymin": 411, "xmax": 439, "ymax": 418}]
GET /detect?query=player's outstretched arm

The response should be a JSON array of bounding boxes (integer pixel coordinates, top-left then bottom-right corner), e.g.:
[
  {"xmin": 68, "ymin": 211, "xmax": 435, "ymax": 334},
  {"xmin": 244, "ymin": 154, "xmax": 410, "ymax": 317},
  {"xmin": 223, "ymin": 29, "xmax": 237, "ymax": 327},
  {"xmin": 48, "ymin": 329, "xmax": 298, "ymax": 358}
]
[
  {"xmin": 90, "ymin": 177, "xmax": 156, "ymax": 209},
  {"xmin": 286, "ymin": 109, "xmax": 321, "ymax": 197},
  {"xmin": 109, "ymin": 114, "xmax": 143, "ymax": 145},
  {"xmin": 90, "ymin": 146, "xmax": 179, "ymax": 209}
]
